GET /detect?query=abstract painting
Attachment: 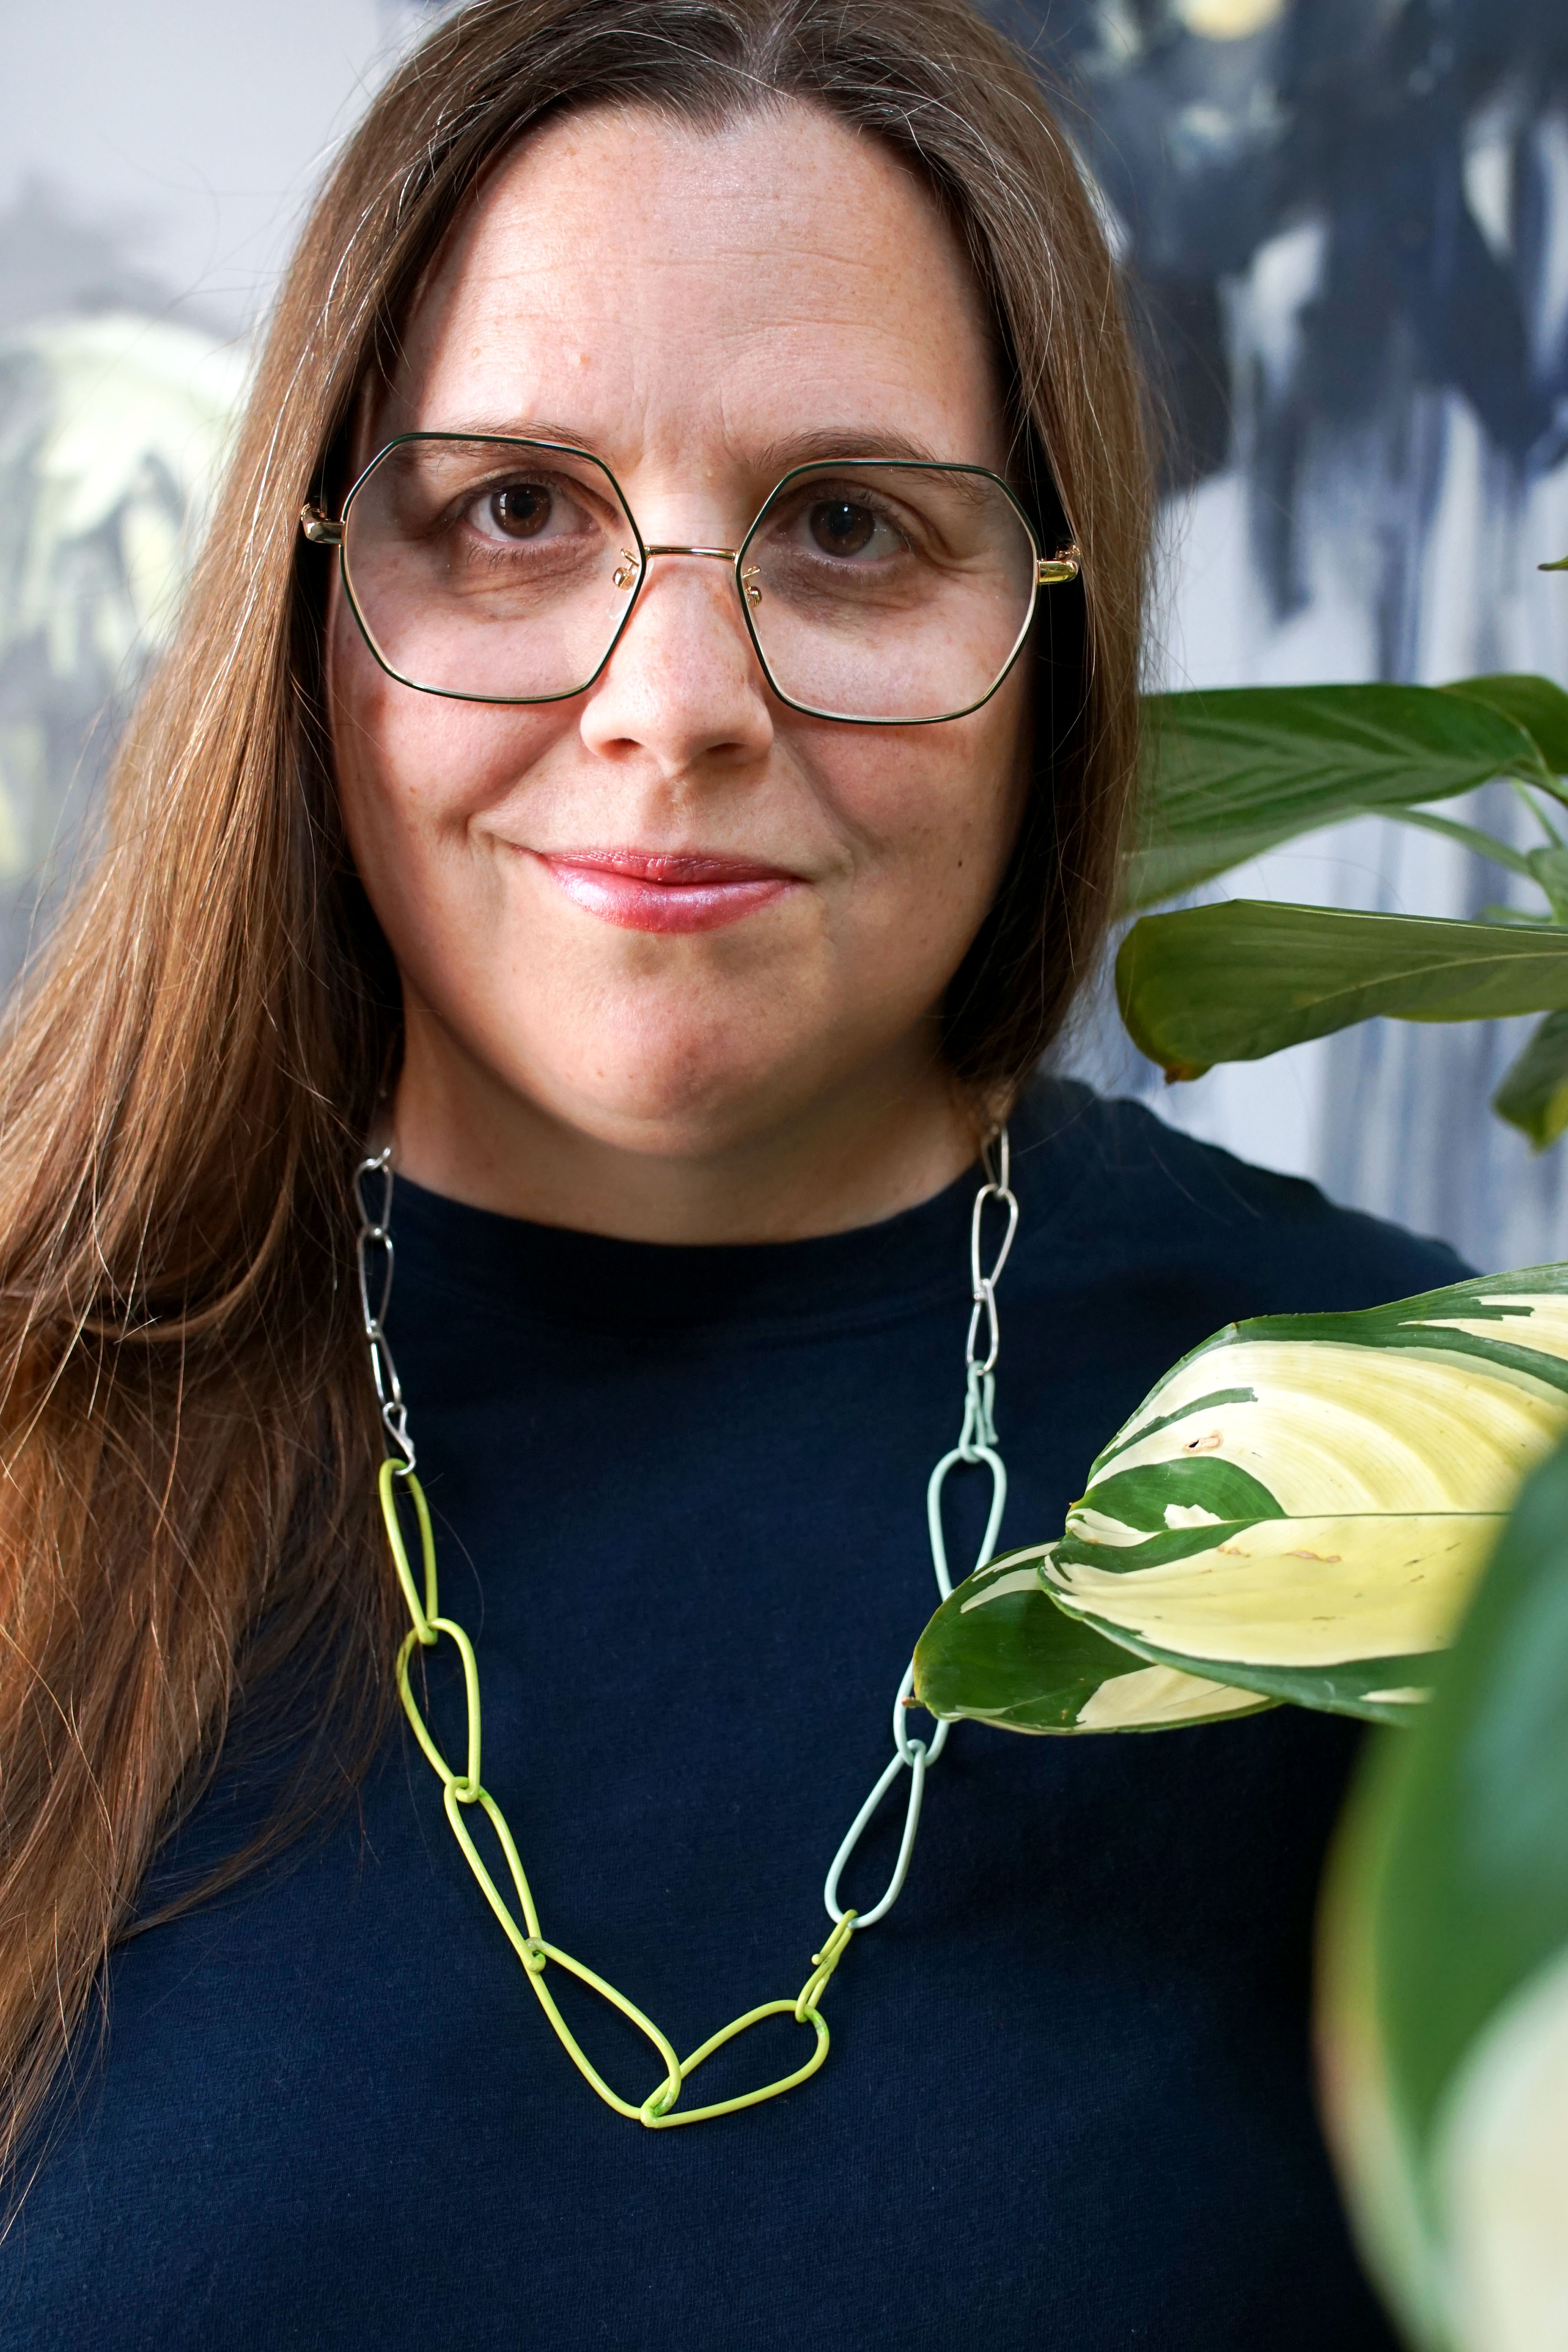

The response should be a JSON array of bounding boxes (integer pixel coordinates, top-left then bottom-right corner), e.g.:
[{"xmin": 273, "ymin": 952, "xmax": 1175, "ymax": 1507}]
[{"xmin": 2, "ymin": 0, "xmax": 1566, "ymax": 1263}]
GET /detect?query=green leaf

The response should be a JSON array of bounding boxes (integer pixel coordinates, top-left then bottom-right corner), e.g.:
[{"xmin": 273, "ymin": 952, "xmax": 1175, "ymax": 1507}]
[
  {"xmin": 1317, "ymin": 1436, "xmax": 1568, "ymax": 2350},
  {"xmin": 911, "ymin": 1549, "xmax": 1274, "ymax": 1733},
  {"xmin": 1117, "ymin": 901, "xmax": 1568, "ymax": 1078},
  {"xmin": 1492, "ymin": 1009, "xmax": 1568, "ymax": 1149},
  {"xmin": 1527, "ymin": 843, "xmax": 1568, "ymax": 921},
  {"xmin": 1442, "ymin": 672, "xmax": 1568, "ymax": 776},
  {"xmin": 1129, "ymin": 684, "xmax": 1556, "ymax": 909}
]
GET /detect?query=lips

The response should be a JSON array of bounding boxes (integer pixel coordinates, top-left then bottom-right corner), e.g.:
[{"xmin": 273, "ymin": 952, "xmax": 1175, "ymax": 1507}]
[{"xmin": 533, "ymin": 847, "xmax": 799, "ymax": 934}]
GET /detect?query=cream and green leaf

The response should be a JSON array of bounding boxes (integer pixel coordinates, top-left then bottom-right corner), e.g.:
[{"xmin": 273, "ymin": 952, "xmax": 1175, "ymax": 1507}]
[
  {"xmin": 912, "ymin": 1264, "xmax": 1568, "ymax": 1734},
  {"xmin": 1317, "ymin": 1433, "xmax": 1568, "ymax": 2352},
  {"xmin": 910, "ymin": 1546, "xmax": 1272, "ymax": 1734}
]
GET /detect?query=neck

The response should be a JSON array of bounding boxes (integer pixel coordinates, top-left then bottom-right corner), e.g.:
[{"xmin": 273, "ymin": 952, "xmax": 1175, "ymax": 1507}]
[{"xmin": 387, "ymin": 1008, "xmax": 987, "ymax": 1244}]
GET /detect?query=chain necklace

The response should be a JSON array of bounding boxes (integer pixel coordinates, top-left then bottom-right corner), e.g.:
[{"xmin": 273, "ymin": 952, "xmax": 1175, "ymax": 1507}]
[{"xmin": 354, "ymin": 1133, "xmax": 1019, "ymax": 2129}]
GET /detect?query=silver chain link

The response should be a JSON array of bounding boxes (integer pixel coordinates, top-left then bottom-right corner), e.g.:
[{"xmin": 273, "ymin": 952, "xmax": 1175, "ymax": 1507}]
[{"xmin": 354, "ymin": 1147, "xmax": 416, "ymax": 1471}]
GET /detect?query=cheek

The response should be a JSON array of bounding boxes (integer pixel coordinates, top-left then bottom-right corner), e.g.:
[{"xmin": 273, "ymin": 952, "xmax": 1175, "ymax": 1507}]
[
  {"xmin": 816, "ymin": 674, "xmax": 1029, "ymax": 920},
  {"xmin": 328, "ymin": 593, "xmax": 560, "ymax": 898}
]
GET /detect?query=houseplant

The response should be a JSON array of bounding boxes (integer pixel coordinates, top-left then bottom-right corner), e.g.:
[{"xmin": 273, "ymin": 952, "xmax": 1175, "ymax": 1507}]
[
  {"xmin": 911, "ymin": 667, "xmax": 1568, "ymax": 2345},
  {"xmin": 1120, "ymin": 673, "xmax": 1568, "ymax": 1145}
]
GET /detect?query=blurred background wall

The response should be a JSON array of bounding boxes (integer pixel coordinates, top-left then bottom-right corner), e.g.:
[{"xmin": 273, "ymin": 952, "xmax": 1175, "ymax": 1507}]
[{"xmin": 1, "ymin": 0, "xmax": 1565, "ymax": 1270}]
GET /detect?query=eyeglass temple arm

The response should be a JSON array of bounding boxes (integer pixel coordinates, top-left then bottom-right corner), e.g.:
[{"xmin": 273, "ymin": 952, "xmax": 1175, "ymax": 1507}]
[
  {"xmin": 1037, "ymin": 544, "xmax": 1081, "ymax": 585},
  {"xmin": 300, "ymin": 504, "xmax": 344, "ymax": 546}
]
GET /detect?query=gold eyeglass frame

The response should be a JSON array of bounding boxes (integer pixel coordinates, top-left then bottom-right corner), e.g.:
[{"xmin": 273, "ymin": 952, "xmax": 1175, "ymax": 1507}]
[{"xmin": 300, "ymin": 432, "xmax": 1082, "ymax": 728}]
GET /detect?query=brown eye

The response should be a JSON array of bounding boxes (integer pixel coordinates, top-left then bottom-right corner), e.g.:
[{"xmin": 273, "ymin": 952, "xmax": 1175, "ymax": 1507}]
[
  {"xmin": 809, "ymin": 498, "xmax": 877, "ymax": 557},
  {"xmin": 488, "ymin": 481, "xmax": 551, "ymax": 537}
]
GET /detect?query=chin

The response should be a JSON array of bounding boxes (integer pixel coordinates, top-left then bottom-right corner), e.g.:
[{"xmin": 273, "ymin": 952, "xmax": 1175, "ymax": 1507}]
[
  {"xmin": 559, "ymin": 1066, "xmax": 790, "ymax": 1156},
  {"xmin": 514, "ymin": 975, "xmax": 835, "ymax": 1141},
  {"xmin": 530, "ymin": 1025, "xmax": 824, "ymax": 1157}
]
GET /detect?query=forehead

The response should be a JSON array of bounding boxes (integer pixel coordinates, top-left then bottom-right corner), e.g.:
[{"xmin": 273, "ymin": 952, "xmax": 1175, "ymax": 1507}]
[{"xmin": 384, "ymin": 99, "xmax": 1005, "ymax": 476}]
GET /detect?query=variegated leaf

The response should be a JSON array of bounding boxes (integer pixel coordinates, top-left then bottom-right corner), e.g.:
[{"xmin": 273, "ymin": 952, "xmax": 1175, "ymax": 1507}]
[
  {"xmin": 1045, "ymin": 1267, "xmax": 1568, "ymax": 1723},
  {"xmin": 913, "ymin": 1265, "xmax": 1568, "ymax": 1735},
  {"xmin": 911, "ymin": 1548, "xmax": 1273, "ymax": 1734},
  {"xmin": 1317, "ymin": 1434, "xmax": 1568, "ymax": 2352},
  {"xmin": 1042, "ymin": 1517, "xmax": 1500, "ymax": 1729}
]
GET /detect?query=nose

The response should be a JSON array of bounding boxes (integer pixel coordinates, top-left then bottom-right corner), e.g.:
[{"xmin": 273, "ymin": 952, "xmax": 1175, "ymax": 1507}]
[{"xmin": 578, "ymin": 551, "xmax": 776, "ymax": 776}]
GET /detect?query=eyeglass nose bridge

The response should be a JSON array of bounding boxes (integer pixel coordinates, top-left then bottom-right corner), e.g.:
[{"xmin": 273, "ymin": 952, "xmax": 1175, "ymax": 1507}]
[{"xmin": 614, "ymin": 544, "xmax": 764, "ymax": 607}]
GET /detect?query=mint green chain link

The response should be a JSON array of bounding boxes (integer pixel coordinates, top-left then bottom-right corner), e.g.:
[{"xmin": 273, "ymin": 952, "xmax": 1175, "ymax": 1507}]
[{"xmin": 379, "ymin": 1456, "xmax": 857, "ymax": 2128}]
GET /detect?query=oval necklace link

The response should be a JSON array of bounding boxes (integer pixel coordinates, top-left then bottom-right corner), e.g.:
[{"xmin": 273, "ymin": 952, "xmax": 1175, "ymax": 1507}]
[{"xmin": 354, "ymin": 1132, "xmax": 1018, "ymax": 2127}]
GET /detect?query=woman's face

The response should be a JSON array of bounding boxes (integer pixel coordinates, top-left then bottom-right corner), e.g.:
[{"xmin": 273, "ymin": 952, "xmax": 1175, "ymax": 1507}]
[{"xmin": 330, "ymin": 99, "xmax": 1032, "ymax": 1215}]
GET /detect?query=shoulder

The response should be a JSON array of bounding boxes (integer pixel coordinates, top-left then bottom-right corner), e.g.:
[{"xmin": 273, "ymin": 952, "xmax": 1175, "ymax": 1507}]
[{"xmin": 1011, "ymin": 1077, "xmax": 1470, "ymax": 1319}]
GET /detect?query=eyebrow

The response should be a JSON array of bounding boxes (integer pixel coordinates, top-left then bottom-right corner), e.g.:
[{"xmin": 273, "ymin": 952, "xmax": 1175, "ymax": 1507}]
[
  {"xmin": 416, "ymin": 417, "xmax": 614, "ymax": 451},
  {"xmin": 750, "ymin": 426, "xmax": 954, "ymax": 471},
  {"xmin": 407, "ymin": 419, "xmax": 963, "ymax": 471}
]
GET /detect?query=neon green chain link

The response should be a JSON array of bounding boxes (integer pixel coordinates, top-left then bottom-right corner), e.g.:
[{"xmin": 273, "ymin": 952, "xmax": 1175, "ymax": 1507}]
[{"xmin": 379, "ymin": 1456, "xmax": 858, "ymax": 2128}]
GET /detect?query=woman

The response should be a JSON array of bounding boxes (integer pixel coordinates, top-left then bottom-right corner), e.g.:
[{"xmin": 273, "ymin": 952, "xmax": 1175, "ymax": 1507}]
[{"xmin": 0, "ymin": 1, "xmax": 1458, "ymax": 2343}]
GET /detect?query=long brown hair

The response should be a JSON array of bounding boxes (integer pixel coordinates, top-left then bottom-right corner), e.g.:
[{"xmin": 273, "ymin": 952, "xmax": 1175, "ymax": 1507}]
[{"xmin": 0, "ymin": 0, "xmax": 1148, "ymax": 2182}]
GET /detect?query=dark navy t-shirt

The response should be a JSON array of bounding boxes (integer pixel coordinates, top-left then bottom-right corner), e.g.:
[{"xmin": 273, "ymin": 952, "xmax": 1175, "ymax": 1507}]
[{"xmin": 0, "ymin": 1084, "xmax": 1468, "ymax": 2350}]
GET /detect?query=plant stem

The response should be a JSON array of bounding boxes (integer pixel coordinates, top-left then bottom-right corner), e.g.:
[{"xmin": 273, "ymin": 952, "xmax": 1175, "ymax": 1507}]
[{"xmin": 1392, "ymin": 805, "xmax": 1540, "ymax": 878}]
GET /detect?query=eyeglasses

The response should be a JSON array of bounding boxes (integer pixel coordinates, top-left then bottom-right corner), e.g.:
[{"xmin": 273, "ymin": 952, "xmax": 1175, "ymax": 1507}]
[{"xmin": 300, "ymin": 434, "xmax": 1080, "ymax": 727}]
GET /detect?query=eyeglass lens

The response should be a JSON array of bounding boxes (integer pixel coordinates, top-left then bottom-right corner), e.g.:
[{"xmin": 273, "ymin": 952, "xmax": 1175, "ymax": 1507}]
[{"xmin": 341, "ymin": 438, "xmax": 1039, "ymax": 723}]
